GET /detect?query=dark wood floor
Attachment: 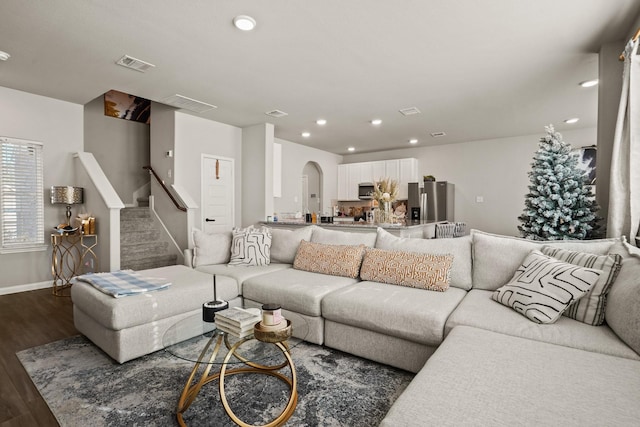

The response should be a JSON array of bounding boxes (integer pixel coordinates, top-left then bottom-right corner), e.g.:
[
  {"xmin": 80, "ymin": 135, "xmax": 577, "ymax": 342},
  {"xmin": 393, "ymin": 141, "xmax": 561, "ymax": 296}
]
[{"xmin": 0, "ymin": 288, "xmax": 76, "ymax": 427}]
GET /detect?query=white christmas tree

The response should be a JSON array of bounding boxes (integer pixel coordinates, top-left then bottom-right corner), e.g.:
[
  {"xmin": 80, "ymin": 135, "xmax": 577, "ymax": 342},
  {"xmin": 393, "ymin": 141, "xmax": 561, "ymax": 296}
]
[{"xmin": 518, "ymin": 125, "xmax": 600, "ymax": 240}]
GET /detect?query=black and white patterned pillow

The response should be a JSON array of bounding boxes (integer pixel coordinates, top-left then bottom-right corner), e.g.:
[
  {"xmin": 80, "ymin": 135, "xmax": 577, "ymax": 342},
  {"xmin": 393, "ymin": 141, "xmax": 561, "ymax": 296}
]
[
  {"xmin": 492, "ymin": 250, "xmax": 602, "ymax": 324},
  {"xmin": 228, "ymin": 226, "xmax": 272, "ymax": 266},
  {"xmin": 541, "ymin": 246, "xmax": 622, "ymax": 326}
]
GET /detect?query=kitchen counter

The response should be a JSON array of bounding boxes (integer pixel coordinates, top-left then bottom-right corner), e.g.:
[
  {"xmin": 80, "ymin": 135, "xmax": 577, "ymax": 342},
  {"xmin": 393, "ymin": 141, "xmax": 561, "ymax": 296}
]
[{"xmin": 260, "ymin": 219, "xmax": 442, "ymax": 238}]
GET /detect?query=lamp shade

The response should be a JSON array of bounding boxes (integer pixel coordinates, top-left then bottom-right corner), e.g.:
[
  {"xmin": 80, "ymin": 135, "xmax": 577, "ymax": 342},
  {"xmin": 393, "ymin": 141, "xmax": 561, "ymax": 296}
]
[{"xmin": 50, "ymin": 186, "xmax": 84, "ymax": 205}]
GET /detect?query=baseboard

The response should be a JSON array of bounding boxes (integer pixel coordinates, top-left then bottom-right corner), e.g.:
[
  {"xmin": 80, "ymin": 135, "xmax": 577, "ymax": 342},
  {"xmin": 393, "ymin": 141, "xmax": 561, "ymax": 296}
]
[{"xmin": 0, "ymin": 280, "xmax": 51, "ymax": 295}]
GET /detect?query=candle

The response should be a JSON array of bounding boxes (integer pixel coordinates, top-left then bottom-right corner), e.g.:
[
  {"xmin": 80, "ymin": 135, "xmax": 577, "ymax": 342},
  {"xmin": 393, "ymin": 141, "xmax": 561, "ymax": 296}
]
[{"xmin": 261, "ymin": 303, "xmax": 282, "ymax": 326}]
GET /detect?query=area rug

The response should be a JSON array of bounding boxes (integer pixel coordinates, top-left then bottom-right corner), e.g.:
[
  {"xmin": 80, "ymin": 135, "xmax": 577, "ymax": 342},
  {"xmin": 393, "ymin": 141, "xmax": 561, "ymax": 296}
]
[{"xmin": 17, "ymin": 336, "xmax": 414, "ymax": 426}]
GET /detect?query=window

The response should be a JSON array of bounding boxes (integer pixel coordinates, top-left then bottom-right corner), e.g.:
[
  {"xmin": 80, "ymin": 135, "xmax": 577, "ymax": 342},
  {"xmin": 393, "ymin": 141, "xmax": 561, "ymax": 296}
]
[{"xmin": 0, "ymin": 136, "xmax": 45, "ymax": 251}]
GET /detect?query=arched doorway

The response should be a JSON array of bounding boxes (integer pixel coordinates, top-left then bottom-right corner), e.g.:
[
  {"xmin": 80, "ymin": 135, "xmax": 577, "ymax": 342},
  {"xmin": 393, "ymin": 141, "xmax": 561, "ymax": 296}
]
[{"xmin": 302, "ymin": 161, "xmax": 323, "ymax": 214}]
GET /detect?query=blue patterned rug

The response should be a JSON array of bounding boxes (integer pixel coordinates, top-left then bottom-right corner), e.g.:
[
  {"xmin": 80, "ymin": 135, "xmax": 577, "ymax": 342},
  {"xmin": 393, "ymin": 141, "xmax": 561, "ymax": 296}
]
[{"xmin": 17, "ymin": 336, "xmax": 413, "ymax": 426}]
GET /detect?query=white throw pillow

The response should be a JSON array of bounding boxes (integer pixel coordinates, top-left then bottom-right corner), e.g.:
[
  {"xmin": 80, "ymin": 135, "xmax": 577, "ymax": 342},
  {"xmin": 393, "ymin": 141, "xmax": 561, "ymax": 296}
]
[
  {"xmin": 228, "ymin": 226, "xmax": 272, "ymax": 266},
  {"xmin": 541, "ymin": 246, "xmax": 622, "ymax": 326},
  {"xmin": 492, "ymin": 250, "xmax": 602, "ymax": 324},
  {"xmin": 192, "ymin": 230, "xmax": 232, "ymax": 267}
]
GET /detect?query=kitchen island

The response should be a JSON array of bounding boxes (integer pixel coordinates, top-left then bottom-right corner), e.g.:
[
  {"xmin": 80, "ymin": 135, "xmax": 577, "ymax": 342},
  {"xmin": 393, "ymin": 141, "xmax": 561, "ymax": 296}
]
[{"xmin": 260, "ymin": 219, "xmax": 442, "ymax": 238}]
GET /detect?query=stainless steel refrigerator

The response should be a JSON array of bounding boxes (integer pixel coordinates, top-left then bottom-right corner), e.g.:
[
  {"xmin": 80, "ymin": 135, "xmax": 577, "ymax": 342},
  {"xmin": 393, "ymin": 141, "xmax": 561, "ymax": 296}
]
[{"xmin": 421, "ymin": 181, "xmax": 455, "ymax": 222}]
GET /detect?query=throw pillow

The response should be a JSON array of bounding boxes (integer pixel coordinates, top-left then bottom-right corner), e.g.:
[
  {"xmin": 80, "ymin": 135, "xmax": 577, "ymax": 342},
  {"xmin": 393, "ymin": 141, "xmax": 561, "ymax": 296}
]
[
  {"xmin": 192, "ymin": 229, "xmax": 232, "ymax": 267},
  {"xmin": 360, "ymin": 247, "xmax": 453, "ymax": 292},
  {"xmin": 541, "ymin": 246, "xmax": 622, "ymax": 326},
  {"xmin": 491, "ymin": 250, "xmax": 603, "ymax": 324},
  {"xmin": 374, "ymin": 227, "xmax": 472, "ymax": 290},
  {"xmin": 293, "ymin": 240, "xmax": 365, "ymax": 279},
  {"xmin": 228, "ymin": 226, "xmax": 272, "ymax": 266},
  {"xmin": 269, "ymin": 226, "xmax": 314, "ymax": 264},
  {"xmin": 606, "ymin": 240, "xmax": 640, "ymax": 355}
]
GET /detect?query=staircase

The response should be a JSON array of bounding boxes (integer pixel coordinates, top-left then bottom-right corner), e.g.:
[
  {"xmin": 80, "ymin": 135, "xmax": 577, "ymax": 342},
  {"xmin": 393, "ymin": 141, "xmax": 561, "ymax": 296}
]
[{"xmin": 120, "ymin": 207, "xmax": 177, "ymax": 270}]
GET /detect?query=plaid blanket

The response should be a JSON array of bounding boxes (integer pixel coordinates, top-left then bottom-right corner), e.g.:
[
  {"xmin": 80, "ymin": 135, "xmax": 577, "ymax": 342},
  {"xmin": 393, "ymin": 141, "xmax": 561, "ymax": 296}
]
[{"xmin": 73, "ymin": 270, "xmax": 171, "ymax": 298}]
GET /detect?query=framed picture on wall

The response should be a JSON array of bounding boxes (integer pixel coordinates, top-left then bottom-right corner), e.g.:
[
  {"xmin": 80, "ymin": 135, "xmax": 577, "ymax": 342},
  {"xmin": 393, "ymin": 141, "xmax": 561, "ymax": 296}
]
[
  {"xmin": 104, "ymin": 89, "xmax": 151, "ymax": 124},
  {"xmin": 574, "ymin": 145, "xmax": 596, "ymax": 185}
]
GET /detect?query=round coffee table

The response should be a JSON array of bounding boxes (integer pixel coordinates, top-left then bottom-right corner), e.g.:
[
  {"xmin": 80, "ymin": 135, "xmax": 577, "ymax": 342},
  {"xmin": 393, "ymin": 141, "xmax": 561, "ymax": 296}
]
[{"xmin": 163, "ymin": 308, "xmax": 309, "ymax": 427}]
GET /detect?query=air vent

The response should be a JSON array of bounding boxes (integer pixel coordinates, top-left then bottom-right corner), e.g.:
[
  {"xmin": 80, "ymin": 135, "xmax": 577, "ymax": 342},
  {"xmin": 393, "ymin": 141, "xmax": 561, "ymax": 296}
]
[
  {"xmin": 399, "ymin": 107, "xmax": 421, "ymax": 116},
  {"xmin": 265, "ymin": 110, "xmax": 289, "ymax": 118},
  {"xmin": 430, "ymin": 131, "xmax": 446, "ymax": 138},
  {"xmin": 115, "ymin": 55, "xmax": 155, "ymax": 73},
  {"xmin": 160, "ymin": 94, "xmax": 217, "ymax": 113}
]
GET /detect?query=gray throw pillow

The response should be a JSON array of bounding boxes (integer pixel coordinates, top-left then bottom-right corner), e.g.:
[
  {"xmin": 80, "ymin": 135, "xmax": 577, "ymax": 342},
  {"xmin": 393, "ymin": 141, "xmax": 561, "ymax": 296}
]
[
  {"xmin": 192, "ymin": 229, "xmax": 232, "ymax": 267},
  {"xmin": 269, "ymin": 226, "xmax": 314, "ymax": 264}
]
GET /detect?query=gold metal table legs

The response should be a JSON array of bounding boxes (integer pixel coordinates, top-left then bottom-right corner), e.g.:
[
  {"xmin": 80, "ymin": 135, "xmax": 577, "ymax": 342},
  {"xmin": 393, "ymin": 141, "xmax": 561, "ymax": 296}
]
[{"xmin": 176, "ymin": 333, "xmax": 298, "ymax": 427}]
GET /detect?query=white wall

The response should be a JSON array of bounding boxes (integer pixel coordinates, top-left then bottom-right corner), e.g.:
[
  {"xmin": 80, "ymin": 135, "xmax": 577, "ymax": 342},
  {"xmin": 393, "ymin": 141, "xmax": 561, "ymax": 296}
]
[
  {"xmin": 84, "ymin": 95, "xmax": 150, "ymax": 206},
  {"xmin": 274, "ymin": 138, "xmax": 342, "ymax": 216},
  {"xmin": 242, "ymin": 123, "xmax": 274, "ymax": 226},
  {"xmin": 343, "ymin": 128, "xmax": 597, "ymax": 236},
  {"xmin": 0, "ymin": 86, "xmax": 83, "ymax": 291},
  {"xmin": 174, "ymin": 112, "xmax": 242, "ymax": 230}
]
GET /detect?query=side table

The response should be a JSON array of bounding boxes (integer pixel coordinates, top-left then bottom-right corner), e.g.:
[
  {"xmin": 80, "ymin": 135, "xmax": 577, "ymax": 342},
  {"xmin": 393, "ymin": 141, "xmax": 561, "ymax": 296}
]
[{"xmin": 51, "ymin": 233, "xmax": 98, "ymax": 296}]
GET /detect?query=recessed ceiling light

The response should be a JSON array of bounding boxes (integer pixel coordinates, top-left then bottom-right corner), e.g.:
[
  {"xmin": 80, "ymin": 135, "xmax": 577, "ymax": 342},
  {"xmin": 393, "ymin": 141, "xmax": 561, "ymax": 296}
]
[
  {"xmin": 371, "ymin": 119, "xmax": 382, "ymax": 125},
  {"xmin": 564, "ymin": 118, "xmax": 580, "ymax": 124},
  {"xmin": 347, "ymin": 147, "xmax": 355, "ymax": 152},
  {"xmin": 579, "ymin": 79, "xmax": 598, "ymax": 88},
  {"xmin": 316, "ymin": 119, "xmax": 327, "ymax": 125},
  {"xmin": 301, "ymin": 132, "xmax": 311, "ymax": 138},
  {"xmin": 0, "ymin": 50, "xmax": 10, "ymax": 61},
  {"xmin": 233, "ymin": 15, "xmax": 256, "ymax": 31},
  {"xmin": 409, "ymin": 138, "xmax": 418, "ymax": 144}
]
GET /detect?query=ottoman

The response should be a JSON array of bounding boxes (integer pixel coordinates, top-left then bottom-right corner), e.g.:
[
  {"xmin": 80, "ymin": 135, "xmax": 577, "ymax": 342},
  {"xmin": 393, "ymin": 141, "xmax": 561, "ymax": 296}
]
[{"xmin": 71, "ymin": 265, "xmax": 240, "ymax": 363}]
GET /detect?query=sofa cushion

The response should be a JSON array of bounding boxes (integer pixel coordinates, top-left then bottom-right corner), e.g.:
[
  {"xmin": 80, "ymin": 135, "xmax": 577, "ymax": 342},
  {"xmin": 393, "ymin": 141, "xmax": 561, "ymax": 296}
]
[
  {"xmin": 268, "ymin": 226, "xmax": 314, "ymax": 264},
  {"xmin": 293, "ymin": 240, "xmax": 365, "ymax": 279},
  {"xmin": 242, "ymin": 268, "xmax": 359, "ymax": 317},
  {"xmin": 192, "ymin": 229, "xmax": 231, "ymax": 267},
  {"xmin": 194, "ymin": 263, "xmax": 291, "ymax": 295},
  {"xmin": 471, "ymin": 229, "xmax": 618, "ymax": 291},
  {"xmin": 322, "ymin": 281, "xmax": 467, "ymax": 346},
  {"xmin": 229, "ymin": 226, "xmax": 272, "ymax": 266},
  {"xmin": 380, "ymin": 326, "xmax": 640, "ymax": 427},
  {"xmin": 607, "ymin": 240, "xmax": 640, "ymax": 356},
  {"xmin": 360, "ymin": 247, "xmax": 453, "ymax": 292},
  {"xmin": 70, "ymin": 265, "xmax": 238, "ymax": 330},
  {"xmin": 541, "ymin": 246, "xmax": 622, "ymax": 325},
  {"xmin": 492, "ymin": 250, "xmax": 602, "ymax": 324},
  {"xmin": 374, "ymin": 228, "xmax": 472, "ymax": 290},
  {"xmin": 446, "ymin": 289, "xmax": 640, "ymax": 360},
  {"xmin": 310, "ymin": 226, "xmax": 377, "ymax": 247}
]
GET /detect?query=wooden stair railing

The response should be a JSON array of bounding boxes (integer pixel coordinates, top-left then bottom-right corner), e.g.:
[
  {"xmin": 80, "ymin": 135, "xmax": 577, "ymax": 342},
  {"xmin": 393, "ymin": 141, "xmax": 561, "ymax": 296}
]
[{"xmin": 143, "ymin": 165, "xmax": 187, "ymax": 212}]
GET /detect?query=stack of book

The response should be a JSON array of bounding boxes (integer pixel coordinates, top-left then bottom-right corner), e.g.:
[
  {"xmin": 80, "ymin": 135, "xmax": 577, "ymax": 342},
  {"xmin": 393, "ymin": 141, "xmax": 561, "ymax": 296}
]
[{"xmin": 215, "ymin": 307, "xmax": 261, "ymax": 338}]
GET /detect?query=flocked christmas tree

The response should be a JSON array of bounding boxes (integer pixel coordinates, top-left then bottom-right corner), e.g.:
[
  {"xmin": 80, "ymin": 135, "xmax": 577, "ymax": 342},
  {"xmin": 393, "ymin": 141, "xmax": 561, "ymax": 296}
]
[{"xmin": 518, "ymin": 125, "xmax": 600, "ymax": 240}]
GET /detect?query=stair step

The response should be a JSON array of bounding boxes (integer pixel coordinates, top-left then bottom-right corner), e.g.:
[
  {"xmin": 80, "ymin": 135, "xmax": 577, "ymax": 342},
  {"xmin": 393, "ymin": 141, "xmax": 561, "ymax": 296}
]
[
  {"xmin": 136, "ymin": 197, "xmax": 149, "ymax": 208},
  {"xmin": 120, "ymin": 207, "xmax": 151, "ymax": 219},
  {"xmin": 120, "ymin": 218, "xmax": 156, "ymax": 232},
  {"xmin": 120, "ymin": 254, "xmax": 177, "ymax": 271},
  {"xmin": 121, "ymin": 241, "xmax": 169, "ymax": 259},
  {"xmin": 120, "ymin": 229, "xmax": 161, "ymax": 244}
]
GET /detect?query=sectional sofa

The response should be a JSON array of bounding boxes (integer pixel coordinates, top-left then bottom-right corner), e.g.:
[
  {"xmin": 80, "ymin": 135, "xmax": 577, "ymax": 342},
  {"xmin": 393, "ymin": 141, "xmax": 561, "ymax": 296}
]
[{"xmin": 71, "ymin": 225, "xmax": 640, "ymax": 425}]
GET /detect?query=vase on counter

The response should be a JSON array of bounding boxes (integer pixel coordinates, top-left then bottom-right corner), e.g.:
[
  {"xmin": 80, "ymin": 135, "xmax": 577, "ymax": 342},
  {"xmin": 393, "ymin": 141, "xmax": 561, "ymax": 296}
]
[{"xmin": 374, "ymin": 201, "xmax": 393, "ymax": 225}]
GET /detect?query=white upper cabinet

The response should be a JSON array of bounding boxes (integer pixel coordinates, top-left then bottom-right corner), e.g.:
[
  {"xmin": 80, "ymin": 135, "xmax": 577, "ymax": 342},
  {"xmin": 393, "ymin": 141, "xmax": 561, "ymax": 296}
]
[{"xmin": 337, "ymin": 158, "xmax": 419, "ymax": 200}]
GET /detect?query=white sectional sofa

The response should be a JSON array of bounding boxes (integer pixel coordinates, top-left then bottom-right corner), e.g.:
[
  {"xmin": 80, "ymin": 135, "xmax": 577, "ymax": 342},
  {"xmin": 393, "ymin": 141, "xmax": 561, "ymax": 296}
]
[{"xmin": 71, "ymin": 225, "xmax": 640, "ymax": 425}]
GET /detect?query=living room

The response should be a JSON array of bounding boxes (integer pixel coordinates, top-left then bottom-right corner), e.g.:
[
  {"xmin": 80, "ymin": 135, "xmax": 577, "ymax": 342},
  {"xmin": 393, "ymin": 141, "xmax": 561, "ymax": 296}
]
[{"xmin": 1, "ymin": 1, "xmax": 640, "ymax": 426}]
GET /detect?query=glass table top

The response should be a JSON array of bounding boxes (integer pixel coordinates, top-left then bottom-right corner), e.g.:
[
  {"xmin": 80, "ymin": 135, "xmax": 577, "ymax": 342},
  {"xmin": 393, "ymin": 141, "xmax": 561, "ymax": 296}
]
[{"xmin": 163, "ymin": 307, "xmax": 309, "ymax": 365}]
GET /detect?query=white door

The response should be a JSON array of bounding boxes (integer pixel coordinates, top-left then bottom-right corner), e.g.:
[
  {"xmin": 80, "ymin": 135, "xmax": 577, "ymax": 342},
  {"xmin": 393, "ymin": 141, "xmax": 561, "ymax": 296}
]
[{"xmin": 202, "ymin": 156, "xmax": 234, "ymax": 233}]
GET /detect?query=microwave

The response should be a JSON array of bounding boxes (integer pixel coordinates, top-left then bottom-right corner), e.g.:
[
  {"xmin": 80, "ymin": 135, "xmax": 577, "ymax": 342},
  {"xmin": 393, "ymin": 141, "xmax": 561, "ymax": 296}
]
[{"xmin": 358, "ymin": 182, "xmax": 375, "ymax": 200}]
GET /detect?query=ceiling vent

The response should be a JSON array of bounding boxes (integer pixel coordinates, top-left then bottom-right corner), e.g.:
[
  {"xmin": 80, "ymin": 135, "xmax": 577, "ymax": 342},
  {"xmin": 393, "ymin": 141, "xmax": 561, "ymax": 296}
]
[
  {"xmin": 399, "ymin": 107, "xmax": 421, "ymax": 116},
  {"xmin": 265, "ymin": 110, "xmax": 289, "ymax": 118},
  {"xmin": 115, "ymin": 55, "xmax": 155, "ymax": 73},
  {"xmin": 430, "ymin": 131, "xmax": 446, "ymax": 138},
  {"xmin": 160, "ymin": 94, "xmax": 217, "ymax": 113}
]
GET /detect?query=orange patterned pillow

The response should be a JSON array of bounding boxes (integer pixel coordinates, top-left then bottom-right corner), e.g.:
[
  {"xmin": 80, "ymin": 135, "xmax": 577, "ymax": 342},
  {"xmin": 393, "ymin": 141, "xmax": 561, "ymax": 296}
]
[
  {"xmin": 360, "ymin": 248, "xmax": 453, "ymax": 291},
  {"xmin": 293, "ymin": 240, "xmax": 365, "ymax": 278}
]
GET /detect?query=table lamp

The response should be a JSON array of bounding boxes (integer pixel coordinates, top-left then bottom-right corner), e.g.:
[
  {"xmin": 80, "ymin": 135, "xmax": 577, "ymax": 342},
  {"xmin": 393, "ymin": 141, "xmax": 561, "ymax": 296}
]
[{"xmin": 50, "ymin": 186, "xmax": 84, "ymax": 225}]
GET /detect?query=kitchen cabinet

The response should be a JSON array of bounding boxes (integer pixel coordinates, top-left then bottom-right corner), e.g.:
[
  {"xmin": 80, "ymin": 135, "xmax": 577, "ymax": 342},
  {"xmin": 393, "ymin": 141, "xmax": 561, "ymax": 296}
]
[{"xmin": 337, "ymin": 158, "xmax": 419, "ymax": 201}]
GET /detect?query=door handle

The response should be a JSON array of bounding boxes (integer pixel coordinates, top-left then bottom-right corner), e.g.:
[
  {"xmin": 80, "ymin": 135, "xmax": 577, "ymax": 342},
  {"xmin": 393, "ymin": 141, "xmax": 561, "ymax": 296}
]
[{"xmin": 205, "ymin": 218, "xmax": 216, "ymax": 222}]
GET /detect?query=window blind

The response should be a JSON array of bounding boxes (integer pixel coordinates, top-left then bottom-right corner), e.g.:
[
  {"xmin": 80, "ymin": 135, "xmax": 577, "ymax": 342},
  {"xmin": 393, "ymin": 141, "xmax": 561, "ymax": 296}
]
[{"xmin": 0, "ymin": 137, "xmax": 44, "ymax": 249}]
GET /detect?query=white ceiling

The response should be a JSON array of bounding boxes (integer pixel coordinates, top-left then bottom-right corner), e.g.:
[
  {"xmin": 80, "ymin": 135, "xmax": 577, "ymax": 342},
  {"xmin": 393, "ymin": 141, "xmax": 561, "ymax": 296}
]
[{"xmin": 1, "ymin": 1, "xmax": 639, "ymax": 155}]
